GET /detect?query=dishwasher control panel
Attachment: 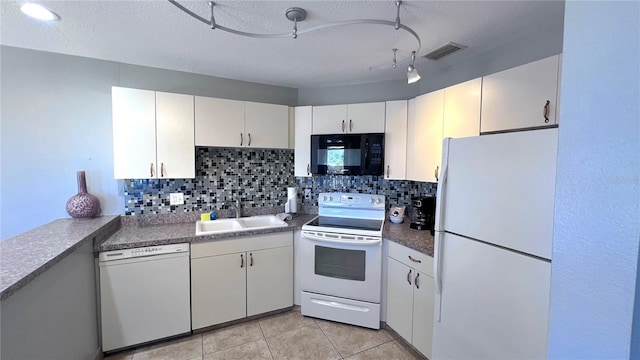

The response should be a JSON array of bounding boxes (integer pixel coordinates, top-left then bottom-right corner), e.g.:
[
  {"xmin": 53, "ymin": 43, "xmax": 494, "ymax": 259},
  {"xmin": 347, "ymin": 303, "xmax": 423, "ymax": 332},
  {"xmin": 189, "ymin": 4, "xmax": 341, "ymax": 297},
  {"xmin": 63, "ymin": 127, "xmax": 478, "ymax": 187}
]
[{"xmin": 99, "ymin": 243, "xmax": 189, "ymax": 262}]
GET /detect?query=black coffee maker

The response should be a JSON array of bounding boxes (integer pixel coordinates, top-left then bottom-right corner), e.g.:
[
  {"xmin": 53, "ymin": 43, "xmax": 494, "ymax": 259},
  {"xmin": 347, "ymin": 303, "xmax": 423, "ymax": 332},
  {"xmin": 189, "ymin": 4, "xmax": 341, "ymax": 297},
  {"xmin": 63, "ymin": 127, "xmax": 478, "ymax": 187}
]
[{"xmin": 410, "ymin": 196, "xmax": 436, "ymax": 233}]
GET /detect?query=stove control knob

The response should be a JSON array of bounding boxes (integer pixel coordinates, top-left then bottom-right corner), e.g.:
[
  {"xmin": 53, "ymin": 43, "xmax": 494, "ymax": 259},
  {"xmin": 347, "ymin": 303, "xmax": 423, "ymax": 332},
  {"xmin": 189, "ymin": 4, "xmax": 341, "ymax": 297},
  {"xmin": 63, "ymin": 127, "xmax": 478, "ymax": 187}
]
[
  {"xmin": 329, "ymin": 196, "xmax": 334, "ymax": 201},
  {"xmin": 323, "ymin": 196, "xmax": 328, "ymax": 201}
]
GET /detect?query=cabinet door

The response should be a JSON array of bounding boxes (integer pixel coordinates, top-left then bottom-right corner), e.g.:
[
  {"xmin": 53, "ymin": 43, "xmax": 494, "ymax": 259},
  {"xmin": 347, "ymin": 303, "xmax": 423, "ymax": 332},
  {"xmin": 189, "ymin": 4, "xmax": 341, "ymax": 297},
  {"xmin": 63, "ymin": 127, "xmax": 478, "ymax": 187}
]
[
  {"xmin": 191, "ymin": 253, "xmax": 247, "ymax": 329},
  {"xmin": 347, "ymin": 102, "xmax": 386, "ymax": 133},
  {"xmin": 386, "ymin": 257, "xmax": 414, "ymax": 342},
  {"xmin": 443, "ymin": 78, "xmax": 481, "ymax": 138},
  {"xmin": 112, "ymin": 87, "xmax": 157, "ymax": 179},
  {"xmin": 245, "ymin": 102, "xmax": 289, "ymax": 149},
  {"xmin": 405, "ymin": 98, "xmax": 417, "ymax": 180},
  {"xmin": 481, "ymin": 55, "xmax": 560, "ymax": 133},
  {"xmin": 294, "ymin": 106, "xmax": 313, "ymax": 177},
  {"xmin": 156, "ymin": 92, "xmax": 195, "ymax": 179},
  {"xmin": 384, "ymin": 100, "xmax": 407, "ymax": 180},
  {"xmin": 412, "ymin": 271, "xmax": 434, "ymax": 360},
  {"xmin": 247, "ymin": 246, "xmax": 293, "ymax": 316},
  {"xmin": 312, "ymin": 104, "xmax": 347, "ymax": 134},
  {"xmin": 194, "ymin": 96, "xmax": 245, "ymax": 147},
  {"xmin": 411, "ymin": 90, "xmax": 443, "ymax": 182}
]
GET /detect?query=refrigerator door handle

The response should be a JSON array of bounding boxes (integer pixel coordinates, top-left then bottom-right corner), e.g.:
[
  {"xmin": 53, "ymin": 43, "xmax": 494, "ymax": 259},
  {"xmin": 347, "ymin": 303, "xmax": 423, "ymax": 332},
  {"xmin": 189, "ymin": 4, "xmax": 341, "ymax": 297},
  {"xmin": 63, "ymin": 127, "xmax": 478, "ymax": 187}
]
[
  {"xmin": 433, "ymin": 137, "xmax": 449, "ymax": 323},
  {"xmin": 434, "ymin": 231, "xmax": 443, "ymax": 322},
  {"xmin": 435, "ymin": 137, "xmax": 450, "ymax": 232}
]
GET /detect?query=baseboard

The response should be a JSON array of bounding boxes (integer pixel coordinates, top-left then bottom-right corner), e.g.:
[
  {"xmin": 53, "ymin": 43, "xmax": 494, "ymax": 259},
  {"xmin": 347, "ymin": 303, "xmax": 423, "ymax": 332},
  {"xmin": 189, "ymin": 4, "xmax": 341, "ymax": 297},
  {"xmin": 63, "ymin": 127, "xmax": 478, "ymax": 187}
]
[{"xmin": 94, "ymin": 347, "xmax": 104, "ymax": 360}]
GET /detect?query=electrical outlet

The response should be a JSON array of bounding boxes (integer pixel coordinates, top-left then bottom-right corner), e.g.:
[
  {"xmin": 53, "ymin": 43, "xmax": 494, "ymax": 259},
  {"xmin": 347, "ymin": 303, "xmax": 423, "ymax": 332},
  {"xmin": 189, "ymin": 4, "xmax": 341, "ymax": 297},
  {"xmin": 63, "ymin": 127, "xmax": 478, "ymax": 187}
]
[
  {"xmin": 169, "ymin": 192, "xmax": 184, "ymax": 205},
  {"xmin": 304, "ymin": 188, "xmax": 312, "ymax": 199}
]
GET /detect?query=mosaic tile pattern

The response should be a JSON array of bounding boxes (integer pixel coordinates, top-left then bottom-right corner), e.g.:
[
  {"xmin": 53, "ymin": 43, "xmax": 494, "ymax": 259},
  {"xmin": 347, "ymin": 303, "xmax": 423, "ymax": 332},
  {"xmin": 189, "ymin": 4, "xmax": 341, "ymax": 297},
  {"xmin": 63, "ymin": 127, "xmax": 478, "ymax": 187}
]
[
  {"xmin": 295, "ymin": 176, "xmax": 437, "ymax": 208},
  {"xmin": 124, "ymin": 147, "xmax": 437, "ymax": 215},
  {"xmin": 124, "ymin": 148, "xmax": 295, "ymax": 215}
]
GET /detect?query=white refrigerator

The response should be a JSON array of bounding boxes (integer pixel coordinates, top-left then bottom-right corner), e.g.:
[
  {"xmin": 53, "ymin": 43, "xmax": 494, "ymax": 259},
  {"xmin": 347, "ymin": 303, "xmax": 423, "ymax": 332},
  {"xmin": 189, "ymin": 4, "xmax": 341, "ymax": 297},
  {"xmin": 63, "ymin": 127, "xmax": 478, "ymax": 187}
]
[{"xmin": 432, "ymin": 128, "xmax": 558, "ymax": 359}]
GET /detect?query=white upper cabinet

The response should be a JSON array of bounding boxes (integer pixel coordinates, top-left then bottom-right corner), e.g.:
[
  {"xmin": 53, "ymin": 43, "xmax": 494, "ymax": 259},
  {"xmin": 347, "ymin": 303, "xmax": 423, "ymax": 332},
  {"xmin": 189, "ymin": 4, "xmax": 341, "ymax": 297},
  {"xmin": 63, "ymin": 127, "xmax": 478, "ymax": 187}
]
[
  {"xmin": 347, "ymin": 102, "xmax": 386, "ymax": 133},
  {"xmin": 312, "ymin": 102, "xmax": 385, "ymax": 134},
  {"xmin": 312, "ymin": 104, "xmax": 346, "ymax": 134},
  {"xmin": 244, "ymin": 101, "xmax": 289, "ymax": 149},
  {"xmin": 481, "ymin": 55, "xmax": 561, "ymax": 133},
  {"xmin": 443, "ymin": 78, "xmax": 482, "ymax": 139},
  {"xmin": 407, "ymin": 90, "xmax": 444, "ymax": 183},
  {"xmin": 113, "ymin": 87, "xmax": 156, "ymax": 179},
  {"xmin": 294, "ymin": 106, "xmax": 313, "ymax": 177},
  {"xmin": 195, "ymin": 97, "xmax": 244, "ymax": 147},
  {"xmin": 155, "ymin": 92, "xmax": 195, "ymax": 179},
  {"xmin": 384, "ymin": 100, "xmax": 408, "ymax": 180},
  {"xmin": 112, "ymin": 87, "xmax": 195, "ymax": 179},
  {"xmin": 195, "ymin": 97, "xmax": 289, "ymax": 148}
]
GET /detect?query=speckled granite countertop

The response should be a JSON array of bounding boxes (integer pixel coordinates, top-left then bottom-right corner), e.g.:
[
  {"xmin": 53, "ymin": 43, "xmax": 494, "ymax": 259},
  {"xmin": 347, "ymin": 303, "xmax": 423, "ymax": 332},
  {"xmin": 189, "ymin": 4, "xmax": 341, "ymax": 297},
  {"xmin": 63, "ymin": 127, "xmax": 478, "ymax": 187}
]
[
  {"xmin": 384, "ymin": 220, "xmax": 434, "ymax": 257},
  {"xmin": 99, "ymin": 214, "xmax": 316, "ymax": 251},
  {"xmin": 100, "ymin": 213, "xmax": 434, "ymax": 257},
  {"xmin": 0, "ymin": 212, "xmax": 430, "ymax": 301},
  {"xmin": 0, "ymin": 215, "xmax": 120, "ymax": 300}
]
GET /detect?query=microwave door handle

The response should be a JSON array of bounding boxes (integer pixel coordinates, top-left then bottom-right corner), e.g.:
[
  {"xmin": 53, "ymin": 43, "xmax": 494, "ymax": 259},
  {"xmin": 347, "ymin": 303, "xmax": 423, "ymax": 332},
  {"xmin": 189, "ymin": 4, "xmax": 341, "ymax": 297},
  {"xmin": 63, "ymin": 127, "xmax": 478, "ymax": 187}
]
[{"xmin": 364, "ymin": 138, "xmax": 370, "ymax": 170}]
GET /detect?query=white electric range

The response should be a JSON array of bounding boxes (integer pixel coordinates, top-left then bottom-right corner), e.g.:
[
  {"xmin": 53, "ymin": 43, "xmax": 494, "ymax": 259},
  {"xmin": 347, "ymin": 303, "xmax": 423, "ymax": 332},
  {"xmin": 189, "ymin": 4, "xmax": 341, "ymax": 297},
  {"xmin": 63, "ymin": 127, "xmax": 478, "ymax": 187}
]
[{"xmin": 300, "ymin": 192, "xmax": 385, "ymax": 329}]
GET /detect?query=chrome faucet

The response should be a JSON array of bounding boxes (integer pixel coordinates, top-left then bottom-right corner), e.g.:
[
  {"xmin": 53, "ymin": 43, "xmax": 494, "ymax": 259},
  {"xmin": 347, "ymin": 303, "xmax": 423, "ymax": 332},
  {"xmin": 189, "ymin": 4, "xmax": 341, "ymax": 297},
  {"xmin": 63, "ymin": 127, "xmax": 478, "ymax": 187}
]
[{"xmin": 222, "ymin": 199, "xmax": 241, "ymax": 218}]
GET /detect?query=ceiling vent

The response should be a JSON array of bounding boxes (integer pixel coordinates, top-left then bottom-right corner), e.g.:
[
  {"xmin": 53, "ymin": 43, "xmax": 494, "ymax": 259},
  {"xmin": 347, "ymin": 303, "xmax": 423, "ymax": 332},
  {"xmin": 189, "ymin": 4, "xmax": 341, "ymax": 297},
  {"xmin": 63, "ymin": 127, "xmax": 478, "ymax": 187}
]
[{"xmin": 423, "ymin": 42, "xmax": 467, "ymax": 60}]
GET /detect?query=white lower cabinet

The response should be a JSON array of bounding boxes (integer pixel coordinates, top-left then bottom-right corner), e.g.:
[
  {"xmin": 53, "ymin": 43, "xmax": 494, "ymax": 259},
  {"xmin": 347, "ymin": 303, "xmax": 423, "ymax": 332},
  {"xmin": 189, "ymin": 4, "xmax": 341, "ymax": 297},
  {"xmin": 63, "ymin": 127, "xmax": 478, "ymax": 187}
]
[
  {"xmin": 386, "ymin": 241, "xmax": 434, "ymax": 359},
  {"xmin": 191, "ymin": 232, "xmax": 293, "ymax": 330}
]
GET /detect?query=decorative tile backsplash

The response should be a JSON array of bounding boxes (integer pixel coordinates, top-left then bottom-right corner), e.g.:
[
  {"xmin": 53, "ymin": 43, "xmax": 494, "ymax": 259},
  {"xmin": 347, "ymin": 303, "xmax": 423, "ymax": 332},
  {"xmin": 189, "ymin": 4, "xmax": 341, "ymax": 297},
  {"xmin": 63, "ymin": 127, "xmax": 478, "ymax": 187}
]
[
  {"xmin": 124, "ymin": 148, "xmax": 437, "ymax": 215},
  {"xmin": 124, "ymin": 148, "xmax": 295, "ymax": 215},
  {"xmin": 295, "ymin": 176, "xmax": 437, "ymax": 208}
]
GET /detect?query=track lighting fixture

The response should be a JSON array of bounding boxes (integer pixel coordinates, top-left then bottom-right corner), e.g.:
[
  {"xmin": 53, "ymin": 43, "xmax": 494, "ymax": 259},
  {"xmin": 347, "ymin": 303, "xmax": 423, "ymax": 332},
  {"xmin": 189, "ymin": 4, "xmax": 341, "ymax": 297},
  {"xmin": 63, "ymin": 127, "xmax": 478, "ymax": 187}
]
[
  {"xmin": 168, "ymin": 0, "xmax": 422, "ymax": 84},
  {"xmin": 407, "ymin": 51, "xmax": 421, "ymax": 84}
]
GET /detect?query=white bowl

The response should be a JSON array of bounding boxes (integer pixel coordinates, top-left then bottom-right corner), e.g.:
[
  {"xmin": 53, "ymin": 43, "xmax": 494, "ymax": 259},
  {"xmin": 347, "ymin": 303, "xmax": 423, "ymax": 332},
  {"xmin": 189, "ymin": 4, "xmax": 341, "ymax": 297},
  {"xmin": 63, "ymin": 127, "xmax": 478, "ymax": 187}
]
[{"xmin": 389, "ymin": 216, "xmax": 404, "ymax": 224}]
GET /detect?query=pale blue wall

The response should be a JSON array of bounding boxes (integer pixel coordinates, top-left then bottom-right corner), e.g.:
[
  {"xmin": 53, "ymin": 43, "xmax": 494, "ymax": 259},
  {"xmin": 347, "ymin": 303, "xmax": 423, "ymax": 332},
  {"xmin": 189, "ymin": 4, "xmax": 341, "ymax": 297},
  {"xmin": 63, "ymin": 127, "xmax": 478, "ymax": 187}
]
[
  {"xmin": 0, "ymin": 46, "xmax": 297, "ymax": 240},
  {"xmin": 547, "ymin": 1, "xmax": 640, "ymax": 358}
]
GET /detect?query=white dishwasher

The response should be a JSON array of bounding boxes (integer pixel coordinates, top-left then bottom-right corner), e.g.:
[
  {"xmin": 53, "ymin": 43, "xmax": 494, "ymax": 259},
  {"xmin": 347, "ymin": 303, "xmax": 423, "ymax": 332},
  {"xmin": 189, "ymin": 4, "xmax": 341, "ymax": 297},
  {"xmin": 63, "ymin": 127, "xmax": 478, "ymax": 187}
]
[{"xmin": 99, "ymin": 243, "xmax": 191, "ymax": 352}]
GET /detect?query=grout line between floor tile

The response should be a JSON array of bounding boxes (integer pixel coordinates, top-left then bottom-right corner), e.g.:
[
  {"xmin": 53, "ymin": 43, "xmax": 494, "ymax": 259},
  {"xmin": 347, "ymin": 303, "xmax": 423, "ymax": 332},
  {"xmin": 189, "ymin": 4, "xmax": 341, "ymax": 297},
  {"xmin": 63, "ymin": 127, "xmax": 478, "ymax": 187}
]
[
  {"xmin": 313, "ymin": 319, "xmax": 344, "ymax": 360},
  {"xmin": 257, "ymin": 317, "xmax": 275, "ymax": 360},
  {"xmin": 342, "ymin": 337, "xmax": 396, "ymax": 359}
]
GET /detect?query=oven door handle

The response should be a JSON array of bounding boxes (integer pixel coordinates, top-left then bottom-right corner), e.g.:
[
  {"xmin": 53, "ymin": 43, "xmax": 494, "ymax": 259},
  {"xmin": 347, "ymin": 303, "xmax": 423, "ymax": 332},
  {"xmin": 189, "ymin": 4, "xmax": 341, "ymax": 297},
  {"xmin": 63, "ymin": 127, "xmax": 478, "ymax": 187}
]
[{"xmin": 301, "ymin": 231, "xmax": 382, "ymax": 246}]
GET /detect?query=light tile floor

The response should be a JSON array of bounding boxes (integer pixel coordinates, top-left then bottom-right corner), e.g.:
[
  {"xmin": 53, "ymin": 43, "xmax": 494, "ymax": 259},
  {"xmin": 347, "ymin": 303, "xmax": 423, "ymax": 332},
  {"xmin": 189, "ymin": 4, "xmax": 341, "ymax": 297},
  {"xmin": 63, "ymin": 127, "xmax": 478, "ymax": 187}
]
[{"xmin": 105, "ymin": 309, "xmax": 425, "ymax": 360}]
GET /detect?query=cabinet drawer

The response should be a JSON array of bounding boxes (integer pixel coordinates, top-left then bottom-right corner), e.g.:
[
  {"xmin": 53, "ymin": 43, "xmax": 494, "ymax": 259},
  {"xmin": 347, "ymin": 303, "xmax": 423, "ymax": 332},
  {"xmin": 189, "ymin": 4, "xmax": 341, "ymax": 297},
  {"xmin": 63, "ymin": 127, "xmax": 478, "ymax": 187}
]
[
  {"xmin": 192, "ymin": 232, "xmax": 293, "ymax": 259},
  {"xmin": 388, "ymin": 240, "xmax": 433, "ymax": 277}
]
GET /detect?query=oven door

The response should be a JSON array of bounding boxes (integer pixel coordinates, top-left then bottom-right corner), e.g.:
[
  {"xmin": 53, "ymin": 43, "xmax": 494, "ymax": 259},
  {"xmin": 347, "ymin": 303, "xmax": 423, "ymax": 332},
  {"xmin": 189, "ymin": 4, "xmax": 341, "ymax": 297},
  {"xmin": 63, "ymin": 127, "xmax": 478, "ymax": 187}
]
[{"xmin": 300, "ymin": 230, "xmax": 382, "ymax": 303}]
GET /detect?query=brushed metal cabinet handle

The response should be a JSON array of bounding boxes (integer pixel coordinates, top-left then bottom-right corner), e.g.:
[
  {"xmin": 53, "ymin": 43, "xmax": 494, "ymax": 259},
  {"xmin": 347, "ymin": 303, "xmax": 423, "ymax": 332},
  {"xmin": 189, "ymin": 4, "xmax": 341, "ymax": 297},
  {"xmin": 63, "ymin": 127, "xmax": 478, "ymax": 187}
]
[
  {"xmin": 408, "ymin": 255, "xmax": 422, "ymax": 263},
  {"xmin": 435, "ymin": 165, "xmax": 440, "ymax": 181},
  {"xmin": 240, "ymin": 133, "xmax": 243, "ymax": 146},
  {"xmin": 160, "ymin": 163, "xmax": 165, "ymax": 177},
  {"xmin": 248, "ymin": 133, "xmax": 251, "ymax": 146},
  {"xmin": 415, "ymin": 272, "xmax": 420, "ymax": 289},
  {"xmin": 543, "ymin": 100, "xmax": 550, "ymax": 123},
  {"xmin": 240, "ymin": 254, "xmax": 244, "ymax": 268},
  {"xmin": 250, "ymin": 253, "xmax": 253, "ymax": 267},
  {"xmin": 307, "ymin": 164, "xmax": 310, "ymax": 176},
  {"xmin": 407, "ymin": 269, "xmax": 412, "ymax": 285},
  {"xmin": 342, "ymin": 120, "xmax": 345, "ymax": 132},
  {"xmin": 150, "ymin": 163, "xmax": 154, "ymax": 177},
  {"xmin": 387, "ymin": 165, "xmax": 390, "ymax": 178},
  {"xmin": 349, "ymin": 119, "xmax": 353, "ymax": 132}
]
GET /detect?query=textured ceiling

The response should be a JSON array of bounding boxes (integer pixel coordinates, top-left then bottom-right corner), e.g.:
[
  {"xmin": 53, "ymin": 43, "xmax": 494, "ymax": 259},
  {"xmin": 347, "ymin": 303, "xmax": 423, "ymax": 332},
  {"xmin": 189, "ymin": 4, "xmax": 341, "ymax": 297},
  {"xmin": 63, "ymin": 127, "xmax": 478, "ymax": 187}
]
[{"xmin": 0, "ymin": 1, "xmax": 565, "ymax": 88}]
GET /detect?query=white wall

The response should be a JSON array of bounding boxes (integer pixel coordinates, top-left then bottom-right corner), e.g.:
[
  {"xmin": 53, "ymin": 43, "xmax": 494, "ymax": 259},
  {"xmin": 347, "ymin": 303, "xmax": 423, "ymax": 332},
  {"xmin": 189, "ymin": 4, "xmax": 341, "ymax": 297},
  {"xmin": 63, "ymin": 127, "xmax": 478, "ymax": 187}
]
[
  {"xmin": 0, "ymin": 46, "xmax": 297, "ymax": 240},
  {"xmin": 547, "ymin": 1, "xmax": 640, "ymax": 358}
]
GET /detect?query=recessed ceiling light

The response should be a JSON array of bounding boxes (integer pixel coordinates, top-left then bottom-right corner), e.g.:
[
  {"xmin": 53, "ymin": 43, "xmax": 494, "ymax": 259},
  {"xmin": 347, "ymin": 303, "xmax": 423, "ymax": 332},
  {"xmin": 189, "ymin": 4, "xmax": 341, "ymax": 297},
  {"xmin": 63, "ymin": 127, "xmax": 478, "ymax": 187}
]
[{"xmin": 20, "ymin": 3, "xmax": 60, "ymax": 21}]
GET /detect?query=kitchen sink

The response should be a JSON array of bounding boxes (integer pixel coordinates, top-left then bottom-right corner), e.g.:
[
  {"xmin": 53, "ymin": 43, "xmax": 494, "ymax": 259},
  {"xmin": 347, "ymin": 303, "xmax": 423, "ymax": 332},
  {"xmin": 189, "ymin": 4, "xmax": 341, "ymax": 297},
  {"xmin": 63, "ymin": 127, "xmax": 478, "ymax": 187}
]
[{"xmin": 195, "ymin": 215, "xmax": 288, "ymax": 236}]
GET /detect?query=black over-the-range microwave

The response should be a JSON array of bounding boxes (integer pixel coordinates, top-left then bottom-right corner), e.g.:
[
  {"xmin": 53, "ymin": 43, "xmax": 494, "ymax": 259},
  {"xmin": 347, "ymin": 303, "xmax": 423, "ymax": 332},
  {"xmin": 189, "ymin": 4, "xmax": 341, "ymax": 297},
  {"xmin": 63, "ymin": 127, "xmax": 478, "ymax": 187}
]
[{"xmin": 310, "ymin": 133, "xmax": 385, "ymax": 175}]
